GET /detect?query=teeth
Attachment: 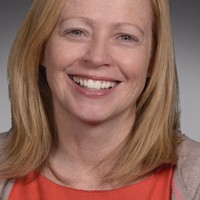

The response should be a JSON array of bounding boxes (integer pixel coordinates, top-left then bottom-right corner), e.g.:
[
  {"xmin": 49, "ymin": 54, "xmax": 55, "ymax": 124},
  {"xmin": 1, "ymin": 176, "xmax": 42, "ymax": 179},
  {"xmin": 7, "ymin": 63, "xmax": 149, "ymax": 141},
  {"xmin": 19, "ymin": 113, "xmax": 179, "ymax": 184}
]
[{"xmin": 72, "ymin": 76, "xmax": 117, "ymax": 90}]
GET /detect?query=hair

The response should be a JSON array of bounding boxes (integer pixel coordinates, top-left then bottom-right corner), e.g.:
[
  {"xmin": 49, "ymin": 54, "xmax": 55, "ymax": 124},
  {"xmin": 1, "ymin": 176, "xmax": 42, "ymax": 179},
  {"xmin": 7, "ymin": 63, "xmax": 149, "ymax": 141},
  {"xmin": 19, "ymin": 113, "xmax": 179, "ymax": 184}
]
[{"xmin": 0, "ymin": 0, "xmax": 181, "ymax": 184}]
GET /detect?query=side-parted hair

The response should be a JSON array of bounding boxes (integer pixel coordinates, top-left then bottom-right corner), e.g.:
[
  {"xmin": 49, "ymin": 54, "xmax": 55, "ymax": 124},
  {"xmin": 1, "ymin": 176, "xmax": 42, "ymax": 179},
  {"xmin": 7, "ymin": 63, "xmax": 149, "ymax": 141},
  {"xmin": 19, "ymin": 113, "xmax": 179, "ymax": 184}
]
[{"xmin": 0, "ymin": 0, "xmax": 181, "ymax": 183}]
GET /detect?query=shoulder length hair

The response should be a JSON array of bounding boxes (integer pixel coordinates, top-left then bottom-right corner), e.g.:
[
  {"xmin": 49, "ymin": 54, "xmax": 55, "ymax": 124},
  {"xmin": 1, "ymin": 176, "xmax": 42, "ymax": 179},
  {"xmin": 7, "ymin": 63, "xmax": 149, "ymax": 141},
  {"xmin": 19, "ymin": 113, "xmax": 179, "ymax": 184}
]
[{"xmin": 0, "ymin": 0, "xmax": 181, "ymax": 183}]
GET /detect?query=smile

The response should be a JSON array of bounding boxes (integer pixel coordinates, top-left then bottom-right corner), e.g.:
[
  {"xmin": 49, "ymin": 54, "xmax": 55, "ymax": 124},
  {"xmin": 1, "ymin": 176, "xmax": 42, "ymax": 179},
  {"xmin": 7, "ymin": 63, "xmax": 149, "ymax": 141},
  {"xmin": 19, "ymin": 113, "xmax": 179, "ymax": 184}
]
[{"xmin": 70, "ymin": 75, "xmax": 118, "ymax": 90}]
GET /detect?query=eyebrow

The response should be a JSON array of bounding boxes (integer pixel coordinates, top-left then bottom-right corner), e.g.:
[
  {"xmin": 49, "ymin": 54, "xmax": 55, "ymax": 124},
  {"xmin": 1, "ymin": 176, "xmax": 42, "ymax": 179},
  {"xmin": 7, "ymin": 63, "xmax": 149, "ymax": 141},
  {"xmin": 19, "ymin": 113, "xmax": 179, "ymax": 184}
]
[
  {"xmin": 59, "ymin": 17, "xmax": 93, "ymax": 26},
  {"xmin": 113, "ymin": 22, "xmax": 144, "ymax": 35},
  {"xmin": 59, "ymin": 16, "xmax": 145, "ymax": 35}
]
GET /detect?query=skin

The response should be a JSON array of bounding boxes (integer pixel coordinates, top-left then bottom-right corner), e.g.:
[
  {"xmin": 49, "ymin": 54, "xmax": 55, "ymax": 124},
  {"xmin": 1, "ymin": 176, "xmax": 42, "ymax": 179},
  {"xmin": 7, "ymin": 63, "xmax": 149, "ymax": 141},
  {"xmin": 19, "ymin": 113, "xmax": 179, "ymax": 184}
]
[{"xmin": 42, "ymin": 0, "xmax": 153, "ymax": 190}]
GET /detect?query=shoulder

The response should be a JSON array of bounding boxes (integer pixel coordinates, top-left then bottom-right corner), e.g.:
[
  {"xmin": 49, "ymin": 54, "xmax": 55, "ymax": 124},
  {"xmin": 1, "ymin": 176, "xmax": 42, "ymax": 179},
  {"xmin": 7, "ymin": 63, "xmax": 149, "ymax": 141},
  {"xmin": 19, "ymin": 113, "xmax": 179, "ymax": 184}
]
[
  {"xmin": 0, "ymin": 132, "xmax": 15, "ymax": 199},
  {"xmin": 0, "ymin": 132, "xmax": 9, "ymax": 144},
  {"xmin": 173, "ymin": 135, "xmax": 200, "ymax": 200},
  {"xmin": 0, "ymin": 132, "xmax": 9, "ymax": 155},
  {"xmin": 0, "ymin": 132, "xmax": 9, "ymax": 182},
  {"xmin": 0, "ymin": 179, "xmax": 15, "ymax": 200},
  {"xmin": 179, "ymin": 135, "xmax": 200, "ymax": 155},
  {"xmin": 177, "ymin": 135, "xmax": 200, "ymax": 172}
]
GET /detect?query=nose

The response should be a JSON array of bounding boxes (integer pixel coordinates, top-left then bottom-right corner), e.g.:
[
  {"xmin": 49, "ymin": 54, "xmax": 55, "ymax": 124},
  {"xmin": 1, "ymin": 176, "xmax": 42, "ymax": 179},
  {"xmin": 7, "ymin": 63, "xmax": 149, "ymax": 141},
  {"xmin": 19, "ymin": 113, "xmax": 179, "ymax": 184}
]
[{"xmin": 84, "ymin": 36, "xmax": 113, "ymax": 68}]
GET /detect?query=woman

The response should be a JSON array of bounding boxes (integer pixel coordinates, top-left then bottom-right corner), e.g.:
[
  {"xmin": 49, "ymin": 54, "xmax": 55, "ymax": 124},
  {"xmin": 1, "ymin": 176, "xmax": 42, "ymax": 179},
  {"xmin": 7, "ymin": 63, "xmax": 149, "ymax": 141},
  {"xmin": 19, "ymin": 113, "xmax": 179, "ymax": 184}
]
[{"xmin": 0, "ymin": 0, "xmax": 200, "ymax": 199}]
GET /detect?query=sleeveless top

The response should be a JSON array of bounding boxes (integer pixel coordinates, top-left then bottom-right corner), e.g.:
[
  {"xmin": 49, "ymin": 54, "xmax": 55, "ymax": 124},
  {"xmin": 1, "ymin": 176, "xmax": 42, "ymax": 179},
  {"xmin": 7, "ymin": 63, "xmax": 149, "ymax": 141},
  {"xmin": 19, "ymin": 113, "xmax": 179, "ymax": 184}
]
[{"xmin": 9, "ymin": 166, "xmax": 174, "ymax": 200}]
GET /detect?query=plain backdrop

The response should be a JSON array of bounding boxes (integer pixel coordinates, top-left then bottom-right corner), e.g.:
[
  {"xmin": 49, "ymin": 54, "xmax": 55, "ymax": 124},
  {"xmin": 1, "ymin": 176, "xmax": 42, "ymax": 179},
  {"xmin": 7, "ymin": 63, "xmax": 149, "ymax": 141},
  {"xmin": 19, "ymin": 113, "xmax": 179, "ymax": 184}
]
[{"xmin": 0, "ymin": 1, "xmax": 200, "ymax": 141}]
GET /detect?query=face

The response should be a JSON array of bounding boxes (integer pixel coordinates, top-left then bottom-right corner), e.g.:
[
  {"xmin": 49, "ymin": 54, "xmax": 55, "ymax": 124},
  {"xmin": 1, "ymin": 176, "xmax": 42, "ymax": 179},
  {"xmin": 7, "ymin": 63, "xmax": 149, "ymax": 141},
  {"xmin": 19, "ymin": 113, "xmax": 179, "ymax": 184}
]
[{"xmin": 42, "ymin": 0, "xmax": 153, "ymax": 124}]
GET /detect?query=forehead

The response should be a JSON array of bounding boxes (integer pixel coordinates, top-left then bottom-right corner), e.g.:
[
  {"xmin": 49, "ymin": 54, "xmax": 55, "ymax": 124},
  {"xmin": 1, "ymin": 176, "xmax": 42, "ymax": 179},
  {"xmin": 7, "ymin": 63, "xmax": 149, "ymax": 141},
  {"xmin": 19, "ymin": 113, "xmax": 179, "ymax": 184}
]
[{"xmin": 60, "ymin": 0, "xmax": 152, "ymax": 28}]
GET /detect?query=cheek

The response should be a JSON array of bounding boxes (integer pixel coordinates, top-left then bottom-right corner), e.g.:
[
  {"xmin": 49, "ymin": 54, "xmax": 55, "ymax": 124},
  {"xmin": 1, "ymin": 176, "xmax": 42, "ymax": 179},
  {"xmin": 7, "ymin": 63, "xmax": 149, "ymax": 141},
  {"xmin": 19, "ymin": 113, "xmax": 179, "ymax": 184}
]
[
  {"xmin": 43, "ymin": 44, "xmax": 68, "ymax": 71},
  {"xmin": 111, "ymin": 42, "xmax": 151, "ymax": 78},
  {"xmin": 42, "ymin": 42, "xmax": 67, "ymax": 94},
  {"xmin": 43, "ymin": 38, "xmax": 86, "ymax": 71},
  {"xmin": 117, "ymin": 50, "xmax": 150, "ymax": 82},
  {"xmin": 117, "ymin": 49, "xmax": 151, "ymax": 102}
]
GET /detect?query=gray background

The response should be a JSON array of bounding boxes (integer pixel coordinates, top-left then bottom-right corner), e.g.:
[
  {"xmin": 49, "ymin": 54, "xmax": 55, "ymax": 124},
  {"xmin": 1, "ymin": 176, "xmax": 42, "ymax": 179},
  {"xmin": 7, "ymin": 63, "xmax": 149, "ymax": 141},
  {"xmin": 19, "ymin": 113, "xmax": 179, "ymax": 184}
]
[{"xmin": 0, "ymin": 1, "xmax": 200, "ymax": 141}]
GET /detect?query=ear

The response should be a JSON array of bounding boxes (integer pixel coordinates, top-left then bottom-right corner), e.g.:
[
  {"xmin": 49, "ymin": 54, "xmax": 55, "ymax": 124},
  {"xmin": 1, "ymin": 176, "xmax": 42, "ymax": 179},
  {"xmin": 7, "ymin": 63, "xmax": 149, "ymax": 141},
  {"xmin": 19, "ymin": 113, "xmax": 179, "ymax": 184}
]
[
  {"xmin": 40, "ymin": 53, "xmax": 46, "ymax": 68},
  {"xmin": 40, "ymin": 62, "xmax": 46, "ymax": 68},
  {"xmin": 147, "ymin": 62, "xmax": 153, "ymax": 78},
  {"xmin": 147, "ymin": 49, "xmax": 155, "ymax": 78},
  {"xmin": 147, "ymin": 39, "xmax": 156, "ymax": 78}
]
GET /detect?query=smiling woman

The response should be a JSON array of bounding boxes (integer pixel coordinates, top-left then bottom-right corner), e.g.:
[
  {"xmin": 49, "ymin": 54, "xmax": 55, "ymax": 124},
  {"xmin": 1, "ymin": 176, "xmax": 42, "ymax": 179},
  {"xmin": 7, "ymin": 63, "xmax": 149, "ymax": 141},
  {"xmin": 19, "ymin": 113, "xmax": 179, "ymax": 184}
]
[
  {"xmin": 0, "ymin": 0, "xmax": 200, "ymax": 199},
  {"xmin": 42, "ymin": 0, "xmax": 152, "ymax": 125}
]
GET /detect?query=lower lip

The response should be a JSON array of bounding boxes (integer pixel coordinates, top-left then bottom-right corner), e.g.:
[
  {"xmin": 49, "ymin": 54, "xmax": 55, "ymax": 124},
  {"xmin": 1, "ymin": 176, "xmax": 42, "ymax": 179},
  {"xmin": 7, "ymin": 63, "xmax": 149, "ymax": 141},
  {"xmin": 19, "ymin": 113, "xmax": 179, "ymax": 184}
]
[{"xmin": 69, "ymin": 76, "xmax": 118, "ymax": 98}]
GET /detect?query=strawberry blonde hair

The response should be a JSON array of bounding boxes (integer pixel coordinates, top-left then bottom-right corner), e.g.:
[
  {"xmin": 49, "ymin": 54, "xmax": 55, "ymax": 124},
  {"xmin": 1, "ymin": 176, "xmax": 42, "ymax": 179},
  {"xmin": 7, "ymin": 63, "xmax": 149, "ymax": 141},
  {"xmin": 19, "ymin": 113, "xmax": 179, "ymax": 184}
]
[{"xmin": 0, "ymin": 0, "xmax": 181, "ymax": 184}]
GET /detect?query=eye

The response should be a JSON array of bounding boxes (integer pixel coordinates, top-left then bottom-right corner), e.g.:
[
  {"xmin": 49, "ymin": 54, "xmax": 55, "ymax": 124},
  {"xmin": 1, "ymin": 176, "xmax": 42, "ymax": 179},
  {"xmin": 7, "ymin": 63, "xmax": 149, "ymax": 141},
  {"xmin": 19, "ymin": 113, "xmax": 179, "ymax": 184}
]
[
  {"xmin": 62, "ymin": 28, "xmax": 90, "ymax": 41},
  {"xmin": 66, "ymin": 29, "xmax": 85, "ymax": 37},
  {"xmin": 119, "ymin": 34, "xmax": 139, "ymax": 43}
]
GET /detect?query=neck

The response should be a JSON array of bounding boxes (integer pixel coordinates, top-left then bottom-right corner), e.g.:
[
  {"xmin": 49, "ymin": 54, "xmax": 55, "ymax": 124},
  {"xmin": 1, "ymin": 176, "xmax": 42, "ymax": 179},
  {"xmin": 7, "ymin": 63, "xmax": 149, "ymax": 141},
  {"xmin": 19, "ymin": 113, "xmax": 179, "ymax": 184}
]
[{"xmin": 46, "ymin": 106, "xmax": 135, "ymax": 190}]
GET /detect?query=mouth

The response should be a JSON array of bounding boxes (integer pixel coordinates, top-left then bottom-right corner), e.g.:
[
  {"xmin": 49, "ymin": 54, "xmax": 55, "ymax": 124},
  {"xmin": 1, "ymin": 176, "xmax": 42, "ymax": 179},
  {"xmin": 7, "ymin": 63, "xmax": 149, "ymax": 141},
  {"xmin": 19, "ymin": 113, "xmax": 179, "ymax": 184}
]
[{"xmin": 69, "ymin": 75, "xmax": 119, "ymax": 90}]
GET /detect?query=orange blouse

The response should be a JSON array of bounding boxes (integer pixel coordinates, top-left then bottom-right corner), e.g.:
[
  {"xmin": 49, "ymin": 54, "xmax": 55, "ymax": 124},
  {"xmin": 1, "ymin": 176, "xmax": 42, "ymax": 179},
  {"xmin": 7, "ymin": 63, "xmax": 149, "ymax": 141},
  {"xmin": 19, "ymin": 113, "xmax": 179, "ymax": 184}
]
[{"xmin": 9, "ymin": 166, "xmax": 174, "ymax": 200}]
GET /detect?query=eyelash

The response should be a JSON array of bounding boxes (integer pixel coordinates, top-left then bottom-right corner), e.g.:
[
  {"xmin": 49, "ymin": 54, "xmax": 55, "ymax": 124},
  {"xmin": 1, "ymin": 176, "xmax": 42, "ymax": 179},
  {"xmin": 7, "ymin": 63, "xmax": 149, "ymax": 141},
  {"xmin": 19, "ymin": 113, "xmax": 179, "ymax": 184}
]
[
  {"xmin": 118, "ymin": 34, "xmax": 139, "ymax": 43},
  {"xmin": 64, "ymin": 29, "xmax": 86, "ymax": 38},
  {"xmin": 63, "ymin": 29, "xmax": 139, "ymax": 45}
]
